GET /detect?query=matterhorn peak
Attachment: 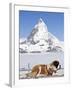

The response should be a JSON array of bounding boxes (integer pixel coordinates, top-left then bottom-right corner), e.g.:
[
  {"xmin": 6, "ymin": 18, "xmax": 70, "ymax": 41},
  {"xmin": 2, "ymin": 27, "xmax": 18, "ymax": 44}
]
[
  {"xmin": 37, "ymin": 18, "xmax": 46, "ymax": 26},
  {"xmin": 27, "ymin": 18, "xmax": 49, "ymax": 44},
  {"xmin": 38, "ymin": 18, "xmax": 43, "ymax": 23}
]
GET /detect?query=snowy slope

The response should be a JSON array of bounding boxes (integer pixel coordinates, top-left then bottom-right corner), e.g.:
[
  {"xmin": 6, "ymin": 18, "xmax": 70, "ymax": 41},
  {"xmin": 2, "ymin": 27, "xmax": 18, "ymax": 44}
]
[{"xmin": 20, "ymin": 18, "xmax": 64, "ymax": 53}]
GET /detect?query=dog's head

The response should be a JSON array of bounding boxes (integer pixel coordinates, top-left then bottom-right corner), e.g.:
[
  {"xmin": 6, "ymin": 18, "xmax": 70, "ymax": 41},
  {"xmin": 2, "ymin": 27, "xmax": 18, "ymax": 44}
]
[
  {"xmin": 52, "ymin": 60, "xmax": 60, "ymax": 69},
  {"xmin": 47, "ymin": 60, "xmax": 60, "ymax": 75}
]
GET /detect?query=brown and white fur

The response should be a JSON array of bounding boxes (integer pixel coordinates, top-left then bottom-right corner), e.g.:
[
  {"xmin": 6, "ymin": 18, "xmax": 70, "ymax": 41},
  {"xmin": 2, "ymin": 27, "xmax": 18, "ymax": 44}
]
[{"xmin": 26, "ymin": 60, "xmax": 61, "ymax": 78}]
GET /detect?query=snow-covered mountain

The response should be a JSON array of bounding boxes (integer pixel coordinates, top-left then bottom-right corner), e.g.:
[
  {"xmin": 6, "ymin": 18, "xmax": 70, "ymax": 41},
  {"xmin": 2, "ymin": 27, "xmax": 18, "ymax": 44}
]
[
  {"xmin": 27, "ymin": 18, "xmax": 49, "ymax": 44},
  {"xmin": 20, "ymin": 18, "xmax": 64, "ymax": 53}
]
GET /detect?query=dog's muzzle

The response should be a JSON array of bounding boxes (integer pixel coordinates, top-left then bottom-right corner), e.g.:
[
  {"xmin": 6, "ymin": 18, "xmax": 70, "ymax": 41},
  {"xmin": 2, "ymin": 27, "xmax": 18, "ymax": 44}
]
[{"xmin": 58, "ymin": 65, "xmax": 61, "ymax": 69}]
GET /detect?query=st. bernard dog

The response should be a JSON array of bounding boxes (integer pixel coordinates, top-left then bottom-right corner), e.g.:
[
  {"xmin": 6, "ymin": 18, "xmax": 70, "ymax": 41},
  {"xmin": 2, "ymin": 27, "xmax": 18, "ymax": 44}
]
[{"xmin": 26, "ymin": 60, "xmax": 61, "ymax": 78}]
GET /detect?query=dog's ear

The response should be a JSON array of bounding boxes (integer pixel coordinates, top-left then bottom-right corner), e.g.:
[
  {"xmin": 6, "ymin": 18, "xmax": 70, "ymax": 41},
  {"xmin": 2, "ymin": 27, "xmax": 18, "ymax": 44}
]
[{"xmin": 52, "ymin": 61, "xmax": 59, "ymax": 68}]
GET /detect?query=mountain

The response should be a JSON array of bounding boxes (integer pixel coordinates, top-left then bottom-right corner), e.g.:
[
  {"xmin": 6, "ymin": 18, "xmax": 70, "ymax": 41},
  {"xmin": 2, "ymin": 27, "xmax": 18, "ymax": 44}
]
[
  {"xmin": 20, "ymin": 18, "xmax": 64, "ymax": 53},
  {"xmin": 27, "ymin": 18, "xmax": 49, "ymax": 44}
]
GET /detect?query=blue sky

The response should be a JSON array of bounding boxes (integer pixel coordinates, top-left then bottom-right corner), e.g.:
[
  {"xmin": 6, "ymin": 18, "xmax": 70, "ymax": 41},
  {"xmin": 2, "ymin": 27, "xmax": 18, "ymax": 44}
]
[{"xmin": 19, "ymin": 10, "xmax": 64, "ymax": 41}]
